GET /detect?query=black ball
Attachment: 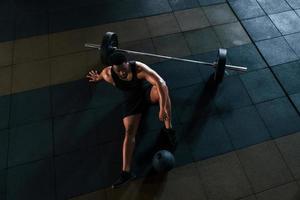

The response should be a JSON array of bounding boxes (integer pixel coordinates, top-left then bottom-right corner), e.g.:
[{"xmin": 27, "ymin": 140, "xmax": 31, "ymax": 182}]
[{"xmin": 152, "ymin": 150, "xmax": 175, "ymax": 172}]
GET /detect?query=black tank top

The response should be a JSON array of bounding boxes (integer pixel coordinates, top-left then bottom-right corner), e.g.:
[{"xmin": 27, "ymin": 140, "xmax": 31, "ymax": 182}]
[{"xmin": 111, "ymin": 61, "xmax": 143, "ymax": 91}]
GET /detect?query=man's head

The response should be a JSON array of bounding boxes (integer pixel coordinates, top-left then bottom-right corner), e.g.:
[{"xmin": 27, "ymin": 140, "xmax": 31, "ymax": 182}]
[{"xmin": 109, "ymin": 51, "xmax": 128, "ymax": 67}]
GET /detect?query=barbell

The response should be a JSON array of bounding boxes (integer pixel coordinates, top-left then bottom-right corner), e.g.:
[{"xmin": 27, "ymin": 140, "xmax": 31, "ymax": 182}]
[{"xmin": 84, "ymin": 32, "xmax": 247, "ymax": 84}]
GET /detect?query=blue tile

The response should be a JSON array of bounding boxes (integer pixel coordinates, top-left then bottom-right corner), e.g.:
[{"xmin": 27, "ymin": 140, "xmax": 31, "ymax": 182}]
[
  {"xmin": 168, "ymin": 0, "xmax": 199, "ymax": 11},
  {"xmin": 285, "ymin": 0, "xmax": 300, "ymax": 9},
  {"xmin": 136, "ymin": 0, "xmax": 172, "ymax": 16},
  {"xmin": 273, "ymin": 61, "xmax": 300, "ymax": 95},
  {"xmin": 256, "ymin": 37, "xmax": 298, "ymax": 66},
  {"xmin": 269, "ymin": 11, "xmax": 300, "ymax": 35},
  {"xmin": 257, "ymin": 0, "xmax": 291, "ymax": 14},
  {"xmin": 198, "ymin": 0, "xmax": 226, "ymax": 6},
  {"xmin": 0, "ymin": 169, "xmax": 6, "ymax": 200},
  {"xmin": 240, "ymin": 68, "xmax": 285, "ymax": 104},
  {"xmin": 290, "ymin": 93, "xmax": 300, "ymax": 112},
  {"xmin": 0, "ymin": 96, "xmax": 10, "ymax": 130},
  {"xmin": 8, "ymin": 120, "xmax": 52, "ymax": 167},
  {"xmin": 256, "ymin": 97, "xmax": 300, "ymax": 138},
  {"xmin": 16, "ymin": 11, "xmax": 49, "ymax": 39},
  {"xmin": 285, "ymin": 32, "xmax": 300, "ymax": 57},
  {"xmin": 214, "ymin": 76, "xmax": 252, "ymax": 112},
  {"xmin": 228, "ymin": 43, "xmax": 267, "ymax": 71},
  {"xmin": 51, "ymin": 79, "xmax": 91, "ymax": 116},
  {"xmin": 185, "ymin": 115, "xmax": 233, "ymax": 160},
  {"xmin": 0, "ymin": 18, "xmax": 14, "ymax": 42},
  {"xmin": 0, "ymin": 130, "xmax": 8, "ymax": 170},
  {"xmin": 139, "ymin": 104, "xmax": 167, "ymax": 131},
  {"xmin": 242, "ymin": 16, "xmax": 281, "ymax": 42},
  {"xmin": 193, "ymin": 51, "xmax": 220, "ymax": 81},
  {"xmin": 10, "ymin": 88, "xmax": 51, "ymax": 127},
  {"xmin": 228, "ymin": 0, "xmax": 265, "ymax": 20},
  {"xmin": 7, "ymin": 158, "xmax": 55, "ymax": 200},
  {"xmin": 221, "ymin": 105, "xmax": 270, "ymax": 149}
]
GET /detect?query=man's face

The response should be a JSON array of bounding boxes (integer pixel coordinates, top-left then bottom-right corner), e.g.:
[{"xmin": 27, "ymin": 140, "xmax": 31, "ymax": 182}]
[{"xmin": 113, "ymin": 62, "xmax": 128, "ymax": 78}]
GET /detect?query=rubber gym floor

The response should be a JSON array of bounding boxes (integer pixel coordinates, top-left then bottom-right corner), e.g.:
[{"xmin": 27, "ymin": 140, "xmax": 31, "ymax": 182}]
[{"xmin": 1, "ymin": 0, "xmax": 300, "ymax": 199}]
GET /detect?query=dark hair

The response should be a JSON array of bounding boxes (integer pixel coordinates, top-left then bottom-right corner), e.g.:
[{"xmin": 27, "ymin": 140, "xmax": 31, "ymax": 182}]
[{"xmin": 109, "ymin": 51, "xmax": 127, "ymax": 65}]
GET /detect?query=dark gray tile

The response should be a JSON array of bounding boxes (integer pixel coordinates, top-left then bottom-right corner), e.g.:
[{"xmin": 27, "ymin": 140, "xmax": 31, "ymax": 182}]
[
  {"xmin": 184, "ymin": 27, "xmax": 221, "ymax": 54},
  {"xmin": 240, "ymin": 68, "xmax": 285, "ymax": 103},
  {"xmin": 197, "ymin": 152, "xmax": 252, "ymax": 200},
  {"xmin": 0, "ymin": 96, "xmax": 10, "ymax": 130},
  {"xmin": 221, "ymin": 105, "xmax": 270, "ymax": 149},
  {"xmin": 275, "ymin": 132, "xmax": 300, "ymax": 179},
  {"xmin": 290, "ymin": 93, "xmax": 300, "ymax": 112},
  {"xmin": 240, "ymin": 196, "xmax": 257, "ymax": 200},
  {"xmin": 286, "ymin": 0, "xmax": 300, "ymax": 9},
  {"xmin": 242, "ymin": 16, "xmax": 281, "ymax": 42},
  {"xmin": 10, "ymin": 88, "xmax": 51, "ymax": 127},
  {"xmin": 8, "ymin": 120, "xmax": 53, "ymax": 167},
  {"xmin": 237, "ymin": 141, "xmax": 294, "ymax": 193},
  {"xmin": 256, "ymin": 182, "xmax": 300, "ymax": 200},
  {"xmin": 285, "ymin": 32, "xmax": 300, "ymax": 57},
  {"xmin": 273, "ymin": 61, "xmax": 300, "ymax": 95},
  {"xmin": 136, "ymin": 0, "xmax": 172, "ymax": 16},
  {"xmin": 168, "ymin": 0, "xmax": 199, "ymax": 11},
  {"xmin": 0, "ymin": 169, "xmax": 6, "ymax": 200},
  {"xmin": 257, "ymin": 0, "xmax": 291, "ymax": 14},
  {"xmin": 0, "ymin": 130, "xmax": 8, "ymax": 170},
  {"xmin": 256, "ymin": 37, "xmax": 298, "ymax": 66},
  {"xmin": 0, "ymin": 18, "xmax": 14, "ymax": 42},
  {"xmin": 256, "ymin": 97, "xmax": 300, "ymax": 138},
  {"xmin": 0, "ymin": 0, "xmax": 14, "ymax": 20},
  {"xmin": 228, "ymin": 0, "xmax": 265, "ymax": 20},
  {"xmin": 269, "ymin": 11, "xmax": 300, "ymax": 35},
  {"xmin": 228, "ymin": 43, "xmax": 267, "ymax": 71},
  {"xmin": 203, "ymin": 3, "xmax": 237, "ymax": 25},
  {"xmin": 198, "ymin": 0, "xmax": 226, "ymax": 6},
  {"xmin": 7, "ymin": 158, "xmax": 55, "ymax": 200}
]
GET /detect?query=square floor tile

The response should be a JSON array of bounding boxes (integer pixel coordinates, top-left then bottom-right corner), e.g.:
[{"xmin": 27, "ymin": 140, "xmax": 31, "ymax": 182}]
[
  {"xmin": 273, "ymin": 61, "xmax": 300, "ymax": 94},
  {"xmin": 0, "ymin": 96, "xmax": 10, "ymax": 130},
  {"xmin": 240, "ymin": 68, "xmax": 285, "ymax": 104},
  {"xmin": 256, "ymin": 37, "xmax": 298, "ymax": 66},
  {"xmin": 221, "ymin": 105, "xmax": 270, "ymax": 149},
  {"xmin": 237, "ymin": 141, "xmax": 294, "ymax": 193},
  {"xmin": 174, "ymin": 7, "xmax": 210, "ymax": 32},
  {"xmin": 7, "ymin": 158, "xmax": 55, "ymax": 200},
  {"xmin": 290, "ymin": 93, "xmax": 300, "ymax": 112},
  {"xmin": 0, "ymin": 169, "xmax": 6, "ymax": 200},
  {"xmin": 214, "ymin": 22, "xmax": 251, "ymax": 48},
  {"xmin": 257, "ymin": 0, "xmax": 291, "ymax": 14},
  {"xmin": 136, "ymin": 0, "xmax": 172, "ymax": 16},
  {"xmin": 256, "ymin": 182, "xmax": 300, "ymax": 200},
  {"xmin": 275, "ymin": 132, "xmax": 300, "ymax": 179},
  {"xmin": 242, "ymin": 16, "xmax": 281, "ymax": 42},
  {"xmin": 270, "ymin": 11, "xmax": 300, "ymax": 35},
  {"xmin": 146, "ymin": 13, "xmax": 180, "ymax": 37},
  {"xmin": 198, "ymin": 0, "xmax": 226, "ymax": 6},
  {"xmin": 184, "ymin": 27, "xmax": 221, "ymax": 54},
  {"xmin": 286, "ymin": 0, "xmax": 300, "ymax": 9},
  {"xmin": 228, "ymin": 43, "xmax": 267, "ymax": 71},
  {"xmin": 8, "ymin": 120, "xmax": 53, "ymax": 167},
  {"xmin": 285, "ymin": 32, "xmax": 300, "ymax": 57},
  {"xmin": 197, "ymin": 152, "xmax": 252, "ymax": 200},
  {"xmin": 203, "ymin": 3, "xmax": 237, "ymax": 25},
  {"xmin": 228, "ymin": 0, "xmax": 265, "ymax": 20},
  {"xmin": 0, "ymin": 130, "xmax": 8, "ymax": 170},
  {"xmin": 169, "ymin": 0, "xmax": 199, "ymax": 11},
  {"xmin": 256, "ymin": 97, "xmax": 300, "ymax": 138},
  {"xmin": 0, "ymin": 18, "xmax": 15, "ymax": 42}
]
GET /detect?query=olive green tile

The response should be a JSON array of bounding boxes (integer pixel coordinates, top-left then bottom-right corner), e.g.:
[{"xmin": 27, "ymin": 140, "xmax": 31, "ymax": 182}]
[
  {"xmin": 0, "ymin": 41, "xmax": 13, "ymax": 68},
  {"xmin": 214, "ymin": 22, "xmax": 251, "ymax": 48},
  {"xmin": 174, "ymin": 7, "xmax": 210, "ymax": 31},
  {"xmin": 50, "ymin": 52, "xmax": 88, "ymax": 85},
  {"xmin": 12, "ymin": 59, "xmax": 51, "ymax": 93},
  {"xmin": 69, "ymin": 189, "xmax": 106, "ymax": 200},
  {"xmin": 0, "ymin": 66, "xmax": 11, "ymax": 96},
  {"xmin": 203, "ymin": 3, "xmax": 238, "ymax": 25},
  {"xmin": 13, "ymin": 35, "xmax": 48, "ymax": 64},
  {"xmin": 146, "ymin": 13, "xmax": 180, "ymax": 37}
]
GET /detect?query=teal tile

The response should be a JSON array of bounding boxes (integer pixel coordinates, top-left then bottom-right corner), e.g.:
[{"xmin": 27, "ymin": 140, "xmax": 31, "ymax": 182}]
[
  {"xmin": 169, "ymin": 0, "xmax": 199, "ymax": 11},
  {"xmin": 228, "ymin": 0, "xmax": 265, "ymax": 20},
  {"xmin": 0, "ymin": 169, "xmax": 6, "ymax": 200},
  {"xmin": 0, "ymin": 130, "xmax": 8, "ymax": 170},
  {"xmin": 0, "ymin": 96, "xmax": 10, "ymax": 130},
  {"xmin": 257, "ymin": 0, "xmax": 291, "ymax": 14},
  {"xmin": 270, "ymin": 11, "xmax": 300, "ymax": 35},
  {"xmin": 290, "ymin": 93, "xmax": 300, "ymax": 112}
]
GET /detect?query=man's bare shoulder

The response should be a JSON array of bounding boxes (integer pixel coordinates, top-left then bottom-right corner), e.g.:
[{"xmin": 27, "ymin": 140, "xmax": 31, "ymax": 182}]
[{"xmin": 135, "ymin": 61, "xmax": 152, "ymax": 73}]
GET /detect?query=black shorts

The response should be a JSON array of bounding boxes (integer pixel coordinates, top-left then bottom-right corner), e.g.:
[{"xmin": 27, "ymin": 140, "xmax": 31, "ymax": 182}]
[{"xmin": 122, "ymin": 85, "xmax": 156, "ymax": 118}]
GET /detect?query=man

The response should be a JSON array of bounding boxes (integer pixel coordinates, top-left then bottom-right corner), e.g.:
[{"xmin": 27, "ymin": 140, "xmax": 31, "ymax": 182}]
[{"xmin": 86, "ymin": 51, "xmax": 176, "ymax": 188}]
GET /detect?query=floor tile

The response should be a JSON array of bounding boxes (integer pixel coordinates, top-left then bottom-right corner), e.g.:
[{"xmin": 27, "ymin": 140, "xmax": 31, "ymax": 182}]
[
  {"xmin": 136, "ymin": 0, "xmax": 172, "ymax": 16},
  {"xmin": 256, "ymin": 37, "xmax": 298, "ymax": 66},
  {"xmin": 0, "ymin": 18, "xmax": 15, "ymax": 42},
  {"xmin": 0, "ymin": 130, "xmax": 8, "ymax": 170},
  {"xmin": 269, "ymin": 11, "xmax": 300, "ymax": 35},
  {"xmin": 256, "ymin": 181, "xmax": 300, "ymax": 200},
  {"xmin": 257, "ymin": 0, "xmax": 291, "ymax": 14},
  {"xmin": 0, "ymin": 66, "xmax": 11, "ymax": 97},
  {"xmin": 256, "ymin": 97, "xmax": 300, "ymax": 138},
  {"xmin": 273, "ymin": 61, "xmax": 300, "ymax": 94},
  {"xmin": 237, "ymin": 141, "xmax": 294, "ymax": 193},
  {"xmin": 214, "ymin": 22, "xmax": 251, "ymax": 48},
  {"xmin": 197, "ymin": 152, "xmax": 252, "ymax": 200},
  {"xmin": 146, "ymin": 13, "xmax": 180, "ymax": 37},
  {"xmin": 0, "ymin": 96, "xmax": 10, "ymax": 130},
  {"xmin": 8, "ymin": 120, "xmax": 53, "ymax": 167},
  {"xmin": 275, "ymin": 132, "xmax": 300, "ymax": 179},
  {"xmin": 7, "ymin": 158, "xmax": 55, "ymax": 200},
  {"xmin": 0, "ymin": 169, "xmax": 6, "ymax": 200},
  {"xmin": 228, "ymin": 0, "xmax": 265, "ymax": 20},
  {"xmin": 285, "ymin": 32, "xmax": 300, "ymax": 57},
  {"xmin": 290, "ymin": 93, "xmax": 300, "ymax": 112},
  {"xmin": 286, "ymin": 0, "xmax": 300, "ymax": 9},
  {"xmin": 168, "ymin": 0, "xmax": 199, "ymax": 11},
  {"xmin": 240, "ymin": 68, "xmax": 285, "ymax": 104},
  {"xmin": 174, "ymin": 7, "xmax": 210, "ymax": 32},
  {"xmin": 0, "ymin": 41, "xmax": 13, "ymax": 67},
  {"xmin": 239, "ymin": 195, "xmax": 257, "ymax": 200},
  {"xmin": 198, "ymin": 0, "xmax": 226, "ymax": 6},
  {"xmin": 69, "ymin": 190, "xmax": 106, "ymax": 200},
  {"xmin": 203, "ymin": 3, "xmax": 238, "ymax": 25},
  {"xmin": 242, "ymin": 16, "xmax": 281, "ymax": 42}
]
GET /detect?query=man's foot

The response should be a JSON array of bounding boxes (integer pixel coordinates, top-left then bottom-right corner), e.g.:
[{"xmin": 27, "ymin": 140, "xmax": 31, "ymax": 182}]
[
  {"xmin": 161, "ymin": 127, "xmax": 177, "ymax": 151},
  {"xmin": 111, "ymin": 170, "xmax": 136, "ymax": 189}
]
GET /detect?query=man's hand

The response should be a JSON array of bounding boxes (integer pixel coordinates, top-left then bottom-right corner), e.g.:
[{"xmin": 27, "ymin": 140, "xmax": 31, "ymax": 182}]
[
  {"xmin": 86, "ymin": 70, "xmax": 101, "ymax": 82},
  {"xmin": 159, "ymin": 108, "xmax": 169, "ymax": 122}
]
